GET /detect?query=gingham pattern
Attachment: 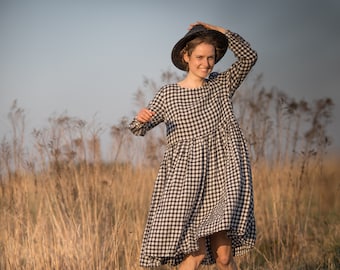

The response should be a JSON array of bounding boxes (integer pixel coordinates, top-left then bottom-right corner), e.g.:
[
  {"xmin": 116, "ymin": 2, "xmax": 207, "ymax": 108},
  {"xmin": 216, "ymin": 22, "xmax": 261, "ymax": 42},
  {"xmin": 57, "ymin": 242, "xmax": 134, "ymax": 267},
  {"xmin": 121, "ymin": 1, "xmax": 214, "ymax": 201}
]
[{"xmin": 129, "ymin": 30, "xmax": 257, "ymax": 268}]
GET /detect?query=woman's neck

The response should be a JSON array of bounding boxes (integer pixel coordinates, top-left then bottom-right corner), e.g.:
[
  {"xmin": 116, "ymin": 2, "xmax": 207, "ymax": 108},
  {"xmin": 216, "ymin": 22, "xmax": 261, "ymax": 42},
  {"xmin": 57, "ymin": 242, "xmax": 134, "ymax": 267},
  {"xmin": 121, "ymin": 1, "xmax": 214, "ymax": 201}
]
[{"xmin": 178, "ymin": 76, "xmax": 205, "ymax": 89}]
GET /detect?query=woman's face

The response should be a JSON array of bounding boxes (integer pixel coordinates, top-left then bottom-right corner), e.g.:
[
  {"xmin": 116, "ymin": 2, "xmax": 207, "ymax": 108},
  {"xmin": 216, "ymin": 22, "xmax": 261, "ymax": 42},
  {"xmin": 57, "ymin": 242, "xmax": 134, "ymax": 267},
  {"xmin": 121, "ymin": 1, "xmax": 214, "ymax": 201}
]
[{"xmin": 184, "ymin": 42, "xmax": 216, "ymax": 79}]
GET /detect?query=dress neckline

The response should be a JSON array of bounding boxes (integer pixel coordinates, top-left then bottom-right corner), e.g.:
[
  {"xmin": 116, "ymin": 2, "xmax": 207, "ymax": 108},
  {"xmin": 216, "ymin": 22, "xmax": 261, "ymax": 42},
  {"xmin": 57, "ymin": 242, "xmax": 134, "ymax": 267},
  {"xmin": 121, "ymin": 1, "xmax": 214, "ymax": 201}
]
[{"xmin": 176, "ymin": 80, "xmax": 208, "ymax": 90}]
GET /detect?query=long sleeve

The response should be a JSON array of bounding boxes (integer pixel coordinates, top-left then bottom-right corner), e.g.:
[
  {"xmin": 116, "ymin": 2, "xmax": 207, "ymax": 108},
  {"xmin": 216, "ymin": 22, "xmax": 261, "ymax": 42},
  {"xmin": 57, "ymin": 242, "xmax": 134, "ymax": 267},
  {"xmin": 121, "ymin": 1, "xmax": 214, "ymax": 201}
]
[
  {"xmin": 211, "ymin": 30, "xmax": 257, "ymax": 98},
  {"xmin": 129, "ymin": 87, "xmax": 166, "ymax": 136}
]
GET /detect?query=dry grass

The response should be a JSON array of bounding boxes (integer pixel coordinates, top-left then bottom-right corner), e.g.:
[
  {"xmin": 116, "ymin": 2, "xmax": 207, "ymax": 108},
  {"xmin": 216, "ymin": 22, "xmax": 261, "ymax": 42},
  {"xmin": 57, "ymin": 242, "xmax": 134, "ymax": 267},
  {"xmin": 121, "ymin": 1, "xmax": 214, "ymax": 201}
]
[
  {"xmin": 247, "ymin": 157, "xmax": 340, "ymax": 269},
  {"xmin": 0, "ymin": 156, "xmax": 339, "ymax": 269},
  {"xmin": 1, "ymin": 74, "xmax": 339, "ymax": 269},
  {"xmin": 0, "ymin": 163, "xmax": 156, "ymax": 269}
]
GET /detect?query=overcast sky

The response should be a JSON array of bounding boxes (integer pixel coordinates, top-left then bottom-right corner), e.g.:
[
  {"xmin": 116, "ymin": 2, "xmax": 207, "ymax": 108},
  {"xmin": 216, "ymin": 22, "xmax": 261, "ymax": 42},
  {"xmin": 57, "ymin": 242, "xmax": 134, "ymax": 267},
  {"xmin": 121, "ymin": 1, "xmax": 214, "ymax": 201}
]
[{"xmin": 1, "ymin": 0, "xmax": 339, "ymax": 151}]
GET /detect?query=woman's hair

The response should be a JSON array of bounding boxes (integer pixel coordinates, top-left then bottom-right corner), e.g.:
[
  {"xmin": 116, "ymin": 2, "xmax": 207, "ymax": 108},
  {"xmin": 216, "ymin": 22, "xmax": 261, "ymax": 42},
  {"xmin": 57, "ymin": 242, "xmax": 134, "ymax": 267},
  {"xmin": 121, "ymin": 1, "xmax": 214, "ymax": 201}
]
[{"xmin": 179, "ymin": 34, "xmax": 219, "ymax": 71}]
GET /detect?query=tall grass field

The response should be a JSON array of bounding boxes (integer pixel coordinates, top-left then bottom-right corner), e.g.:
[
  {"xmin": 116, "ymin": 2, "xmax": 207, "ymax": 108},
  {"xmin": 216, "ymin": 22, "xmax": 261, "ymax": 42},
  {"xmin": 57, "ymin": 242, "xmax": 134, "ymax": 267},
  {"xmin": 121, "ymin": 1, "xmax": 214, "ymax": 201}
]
[{"xmin": 1, "ymin": 74, "xmax": 339, "ymax": 269}]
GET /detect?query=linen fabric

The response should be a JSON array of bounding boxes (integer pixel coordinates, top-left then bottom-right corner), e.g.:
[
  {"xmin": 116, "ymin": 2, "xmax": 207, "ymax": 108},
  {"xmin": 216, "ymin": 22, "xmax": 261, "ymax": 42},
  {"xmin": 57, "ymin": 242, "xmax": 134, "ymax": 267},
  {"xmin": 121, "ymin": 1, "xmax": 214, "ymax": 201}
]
[{"xmin": 129, "ymin": 30, "xmax": 257, "ymax": 267}]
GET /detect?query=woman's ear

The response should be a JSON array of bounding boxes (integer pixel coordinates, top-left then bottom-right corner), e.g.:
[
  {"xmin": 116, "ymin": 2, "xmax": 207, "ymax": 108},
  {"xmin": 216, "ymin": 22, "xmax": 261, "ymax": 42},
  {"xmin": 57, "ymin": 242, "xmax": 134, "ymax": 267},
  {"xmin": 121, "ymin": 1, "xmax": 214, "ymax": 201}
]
[{"xmin": 183, "ymin": 53, "xmax": 189, "ymax": 64}]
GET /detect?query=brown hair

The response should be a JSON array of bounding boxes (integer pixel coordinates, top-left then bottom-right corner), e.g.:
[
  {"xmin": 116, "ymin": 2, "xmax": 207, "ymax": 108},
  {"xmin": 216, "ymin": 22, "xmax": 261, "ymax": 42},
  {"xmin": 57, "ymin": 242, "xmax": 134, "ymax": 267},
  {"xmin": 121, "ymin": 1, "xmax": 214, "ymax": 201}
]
[{"xmin": 179, "ymin": 34, "xmax": 219, "ymax": 71}]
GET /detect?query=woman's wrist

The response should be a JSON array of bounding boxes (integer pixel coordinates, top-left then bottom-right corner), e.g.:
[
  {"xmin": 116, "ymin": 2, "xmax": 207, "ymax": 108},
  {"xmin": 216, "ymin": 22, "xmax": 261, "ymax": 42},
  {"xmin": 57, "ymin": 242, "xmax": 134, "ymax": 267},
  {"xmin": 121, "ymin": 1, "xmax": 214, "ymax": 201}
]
[
  {"xmin": 224, "ymin": 29, "xmax": 232, "ymax": 36},
  {"xmin": 215, "ymin": 26, "xmax": 227, "ymax": 34}
]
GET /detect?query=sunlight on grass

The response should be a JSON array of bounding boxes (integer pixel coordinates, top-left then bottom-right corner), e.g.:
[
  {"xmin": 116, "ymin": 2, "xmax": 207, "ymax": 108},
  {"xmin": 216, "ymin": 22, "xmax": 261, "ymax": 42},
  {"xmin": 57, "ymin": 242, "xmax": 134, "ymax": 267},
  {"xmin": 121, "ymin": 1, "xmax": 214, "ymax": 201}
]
[{"xmin": 1, "ymin": 73, "xmax": 339, "ymax": 269}]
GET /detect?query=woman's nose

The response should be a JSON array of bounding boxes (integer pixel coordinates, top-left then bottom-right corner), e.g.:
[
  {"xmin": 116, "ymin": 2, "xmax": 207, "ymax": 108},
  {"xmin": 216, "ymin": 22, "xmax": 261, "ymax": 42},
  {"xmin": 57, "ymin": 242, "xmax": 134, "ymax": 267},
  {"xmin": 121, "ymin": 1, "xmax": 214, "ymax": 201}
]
[{"xmin": 204, "ymin": 58, "xmax": 211, "ymax": 67}]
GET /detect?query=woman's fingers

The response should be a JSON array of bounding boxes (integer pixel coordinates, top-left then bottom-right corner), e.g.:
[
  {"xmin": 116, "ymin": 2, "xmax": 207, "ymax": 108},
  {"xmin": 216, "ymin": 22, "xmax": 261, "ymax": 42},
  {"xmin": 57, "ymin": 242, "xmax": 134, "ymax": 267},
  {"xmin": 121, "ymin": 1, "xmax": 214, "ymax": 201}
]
[
  {"xmin": 191, "ymin": 21, "xmax": 226, "ymax": 34},
  {"xmin": 136, "ymin": 108, "xmax": 155, "ymax": 123}
]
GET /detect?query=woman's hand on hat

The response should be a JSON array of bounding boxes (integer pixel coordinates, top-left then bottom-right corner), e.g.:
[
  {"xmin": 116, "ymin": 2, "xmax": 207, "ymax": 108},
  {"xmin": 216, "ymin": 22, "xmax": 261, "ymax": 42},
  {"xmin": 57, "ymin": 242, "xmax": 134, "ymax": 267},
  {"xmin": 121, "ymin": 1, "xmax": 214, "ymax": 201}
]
[
  {"xmin": 136, "ymin": 108, "xmax": 156, "ymax": 123},
  {"xmin": 189, "ymin": 21, "xmax": 226, "ymax": 34}
]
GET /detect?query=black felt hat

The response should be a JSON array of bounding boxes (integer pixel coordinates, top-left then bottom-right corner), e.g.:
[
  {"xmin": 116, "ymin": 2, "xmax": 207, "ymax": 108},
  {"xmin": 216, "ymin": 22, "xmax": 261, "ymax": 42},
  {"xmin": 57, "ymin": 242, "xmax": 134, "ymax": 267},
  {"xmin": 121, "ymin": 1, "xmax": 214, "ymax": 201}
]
[{"xmin": 171, "ymin": 24, "xmax": 228, "ymax": 71}]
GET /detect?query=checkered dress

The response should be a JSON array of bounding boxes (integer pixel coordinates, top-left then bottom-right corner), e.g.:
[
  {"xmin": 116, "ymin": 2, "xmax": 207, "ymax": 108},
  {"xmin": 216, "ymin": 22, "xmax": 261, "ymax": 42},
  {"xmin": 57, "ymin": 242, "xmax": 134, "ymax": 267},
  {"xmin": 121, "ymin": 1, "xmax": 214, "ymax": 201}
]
[{"xmin": 129, "ymin": 30, "xmax": 257, "ymax": 268}]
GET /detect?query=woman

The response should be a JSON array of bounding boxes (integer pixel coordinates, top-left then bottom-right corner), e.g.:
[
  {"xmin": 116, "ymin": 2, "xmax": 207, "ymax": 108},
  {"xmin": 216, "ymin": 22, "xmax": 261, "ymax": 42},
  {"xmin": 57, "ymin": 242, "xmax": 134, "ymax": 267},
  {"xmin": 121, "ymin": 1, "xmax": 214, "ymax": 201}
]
[{"xmin": 129, "ymin": 21, "xmax": 257, "ymax": 270}]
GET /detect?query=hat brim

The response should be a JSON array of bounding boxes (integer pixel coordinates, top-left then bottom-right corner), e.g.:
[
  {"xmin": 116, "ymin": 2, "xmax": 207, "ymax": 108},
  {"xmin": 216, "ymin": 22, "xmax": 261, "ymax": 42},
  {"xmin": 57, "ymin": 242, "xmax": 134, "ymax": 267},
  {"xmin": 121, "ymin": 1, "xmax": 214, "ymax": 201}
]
[{"xmin": 171, "ymin": 26, "xmax": 228, "ymax": 71}]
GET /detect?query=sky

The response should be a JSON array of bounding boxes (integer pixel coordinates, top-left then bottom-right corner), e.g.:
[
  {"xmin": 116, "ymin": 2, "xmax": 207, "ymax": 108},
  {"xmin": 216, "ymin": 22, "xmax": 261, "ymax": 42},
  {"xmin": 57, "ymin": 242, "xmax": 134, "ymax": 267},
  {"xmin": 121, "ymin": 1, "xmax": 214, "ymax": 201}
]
[{"xmin": 1, "ymin": 0, "xmax": 340, "ymax": 152}]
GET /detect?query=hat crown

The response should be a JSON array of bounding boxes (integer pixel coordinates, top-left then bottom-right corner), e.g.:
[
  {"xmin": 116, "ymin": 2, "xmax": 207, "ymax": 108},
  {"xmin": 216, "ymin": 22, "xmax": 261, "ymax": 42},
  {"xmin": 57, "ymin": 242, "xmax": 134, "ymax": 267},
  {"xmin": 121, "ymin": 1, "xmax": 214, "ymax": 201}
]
[{"xmin": 184, "ymin": 24, "xmax": 207, "ymax": 37}]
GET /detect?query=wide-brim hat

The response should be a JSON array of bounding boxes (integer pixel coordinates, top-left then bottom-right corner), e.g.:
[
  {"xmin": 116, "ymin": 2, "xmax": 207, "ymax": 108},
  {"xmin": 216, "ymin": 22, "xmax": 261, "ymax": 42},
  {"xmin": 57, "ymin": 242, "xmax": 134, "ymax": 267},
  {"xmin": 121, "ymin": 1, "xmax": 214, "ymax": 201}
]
[{"xmin": 171, "ymin": 24, "xmax": 228, "ymax": 71}]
